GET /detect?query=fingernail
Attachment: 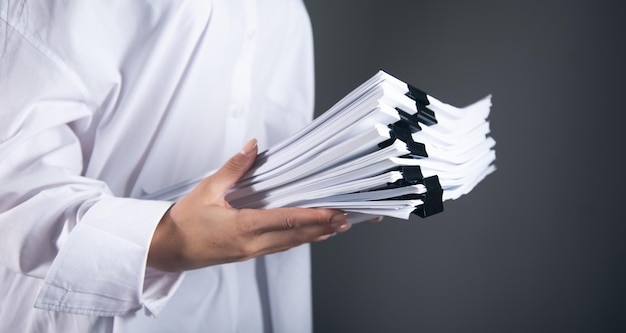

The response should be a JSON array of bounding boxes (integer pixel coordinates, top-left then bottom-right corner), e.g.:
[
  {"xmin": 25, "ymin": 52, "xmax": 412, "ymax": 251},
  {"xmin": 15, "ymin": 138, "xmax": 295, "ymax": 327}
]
[
  {"xmin": 333, "ymin": 221, "xmax": 352, "ymax": 233},
  {"xmin": 240, "ymin": 139, "xmax": 258, "ymax": 156},
  {"xmin": 330, "ymin": 212, "xmax": 348, "ymax": 224},
  {"xmin": 330, "ymin": 213, "xmax": 351, "ymax": 233},
  {"xmin": 314, "ymin": 234, "xmax": 332, "ymax": 242}
]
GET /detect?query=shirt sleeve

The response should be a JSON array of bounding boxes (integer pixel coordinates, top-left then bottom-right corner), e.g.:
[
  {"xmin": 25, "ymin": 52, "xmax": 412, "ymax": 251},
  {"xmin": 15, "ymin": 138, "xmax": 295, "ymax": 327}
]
[
  {"xmin": 0, "ymin": 13, "xmax": 183, "ymax": 317},
  {"xmin": 34, "ymin": 197, "xmax": 183, "ymax": 317}
]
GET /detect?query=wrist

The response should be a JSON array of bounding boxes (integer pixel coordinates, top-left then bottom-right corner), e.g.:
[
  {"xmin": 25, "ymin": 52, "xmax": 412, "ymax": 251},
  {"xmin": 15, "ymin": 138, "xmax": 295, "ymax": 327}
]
[{"xmin": 148, "ymin": 205, "xmax": 185, "ymax": 272}]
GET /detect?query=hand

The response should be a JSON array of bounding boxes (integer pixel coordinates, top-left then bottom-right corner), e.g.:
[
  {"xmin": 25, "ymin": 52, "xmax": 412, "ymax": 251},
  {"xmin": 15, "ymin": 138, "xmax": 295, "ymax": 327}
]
[{"xmin": 147, "ymin": 139, "xmax": 351, "ymax": 272}]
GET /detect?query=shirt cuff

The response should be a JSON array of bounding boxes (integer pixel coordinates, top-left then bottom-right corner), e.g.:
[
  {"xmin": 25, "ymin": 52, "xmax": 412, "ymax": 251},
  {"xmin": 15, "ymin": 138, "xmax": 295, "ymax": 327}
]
[{"xmin": 34, "ymin": 197, "xmax": 184, "ymax": 317}]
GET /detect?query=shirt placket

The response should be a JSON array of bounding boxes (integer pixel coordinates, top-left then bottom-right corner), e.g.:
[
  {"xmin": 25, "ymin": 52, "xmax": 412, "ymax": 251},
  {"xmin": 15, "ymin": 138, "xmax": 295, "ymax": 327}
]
[
  {"xmin": 223, "ymin": 1, "xmax": 259, "ymax": 333},
  {"xmin": 223, "ymin": 0, "xmax": 258, "ymax": 163}
]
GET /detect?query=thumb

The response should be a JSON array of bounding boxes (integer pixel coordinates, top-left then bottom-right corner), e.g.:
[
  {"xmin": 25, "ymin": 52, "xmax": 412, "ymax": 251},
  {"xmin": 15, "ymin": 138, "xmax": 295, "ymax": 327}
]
[{"xmin": 208, "ymin": 139, "xmax": 258, "ymax": 195}]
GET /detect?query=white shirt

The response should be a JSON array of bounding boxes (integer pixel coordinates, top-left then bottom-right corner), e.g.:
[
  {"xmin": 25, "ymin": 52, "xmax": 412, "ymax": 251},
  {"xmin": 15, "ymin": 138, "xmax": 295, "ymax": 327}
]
[{"xmin": 0, "ymin": 0, "xmax": 315, "ymax": 332}]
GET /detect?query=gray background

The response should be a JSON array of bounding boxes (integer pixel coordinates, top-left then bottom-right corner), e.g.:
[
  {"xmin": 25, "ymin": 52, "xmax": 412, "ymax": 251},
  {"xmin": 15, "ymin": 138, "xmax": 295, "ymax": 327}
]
[{"xmin": 304, "ymin": 1, "xmax": 625, "ymax": 332}]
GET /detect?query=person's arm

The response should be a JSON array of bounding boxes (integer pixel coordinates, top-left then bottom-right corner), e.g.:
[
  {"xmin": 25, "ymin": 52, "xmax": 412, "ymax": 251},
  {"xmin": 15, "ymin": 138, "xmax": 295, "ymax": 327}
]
[
  {"xmin": 0, "ymin": 20, "xmax": 183, "ymax": 317},
  {"xmin": 1, "ymin": 1, "xmax": 350, "ymax": 319}
]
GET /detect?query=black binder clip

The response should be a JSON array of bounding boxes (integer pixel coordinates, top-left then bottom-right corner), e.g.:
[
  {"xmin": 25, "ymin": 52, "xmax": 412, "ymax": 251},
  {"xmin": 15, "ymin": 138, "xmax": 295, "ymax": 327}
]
[
  {"xmin": 385, "ymin": 166, "xmax": 424, "ymax": 190},
  {"xmin": 406, "ymin": 84, "xmax": 438, "ymax": 126},
  {"xmin": 378, "ymin": 121, "xmax": 428, "ymax": 157},
  {"xmin": 384, "ymin": 170, "xmax": 444, "ymax": 218},
  {"xmin": 389, "ymin": 122, "xmax": 428, "ymax": 157},
  {"xmin": 395, "ymin": 107, "xmax": 422, "ymax": 132},
  {"xmin": 406, "ymin": 84, "xmax": 430, "ymax": 106},
  {"xmin": 400, "ymin": 166, "xmax": 424, "ymax": 184},
  {"xmin": 413, "ymin": 175, "xmax": 444, "ymax": 217}
]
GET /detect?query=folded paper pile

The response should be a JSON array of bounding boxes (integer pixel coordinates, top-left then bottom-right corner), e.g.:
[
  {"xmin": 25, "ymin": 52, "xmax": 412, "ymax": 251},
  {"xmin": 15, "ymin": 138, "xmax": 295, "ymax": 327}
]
[{"xmin": 145, "ymin": 71, "xmax": 496, "ymax": 221}]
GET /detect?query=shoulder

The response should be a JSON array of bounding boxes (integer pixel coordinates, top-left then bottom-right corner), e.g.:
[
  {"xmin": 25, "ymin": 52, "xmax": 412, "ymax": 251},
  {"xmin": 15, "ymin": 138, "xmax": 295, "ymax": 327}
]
[
  {"xmin": 4, "ymin": 0, "xmax": 211, "ymax": 58},
  {"xmin": 1, "ymin": 0, "xmax": 212, "ymax": 102}
]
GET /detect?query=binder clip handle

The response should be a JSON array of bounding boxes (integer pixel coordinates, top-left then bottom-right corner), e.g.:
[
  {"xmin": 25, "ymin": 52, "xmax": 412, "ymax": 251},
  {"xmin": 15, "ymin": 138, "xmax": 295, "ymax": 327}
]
[{"xmin": 413, "ymin": 175, "xmax": 444, "ymax": 217}]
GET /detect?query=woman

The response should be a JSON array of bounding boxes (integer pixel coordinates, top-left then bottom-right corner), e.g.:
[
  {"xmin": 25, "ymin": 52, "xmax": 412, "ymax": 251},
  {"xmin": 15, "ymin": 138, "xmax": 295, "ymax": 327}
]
[{"xmin": 0, "ymin": 0, "xmax": 351, "ymax": 331}]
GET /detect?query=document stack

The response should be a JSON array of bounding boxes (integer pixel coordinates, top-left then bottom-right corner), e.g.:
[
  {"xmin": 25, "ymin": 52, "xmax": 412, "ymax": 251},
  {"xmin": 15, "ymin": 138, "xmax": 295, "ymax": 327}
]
[{"xmin": 145, "ymin": 71, "xmax": 496, "ymax": 222}]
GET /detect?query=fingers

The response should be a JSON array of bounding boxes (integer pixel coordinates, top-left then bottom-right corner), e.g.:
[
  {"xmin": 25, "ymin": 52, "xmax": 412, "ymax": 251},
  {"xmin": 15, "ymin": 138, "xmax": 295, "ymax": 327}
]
[
  {"xmin": 208, "ymin": 138, "xmax": 258, "ymax": 195},
  {"xmin": 154, "ymin": 203, "xmax": 355, "ymax": 270},
  {"xmin": 254, "ymin": 220, "xmax": 351, "ymax": 255},
  {"xmin": 233, "ymin": 207, "xmax": 351, "ymax": 257},
  {"xmin": 238, "ymin": 207, "xmax": 348, "ymax": 234}
]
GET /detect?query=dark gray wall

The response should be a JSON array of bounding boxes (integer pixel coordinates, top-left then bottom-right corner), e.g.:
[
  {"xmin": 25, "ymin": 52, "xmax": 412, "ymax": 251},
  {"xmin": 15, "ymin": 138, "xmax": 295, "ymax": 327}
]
[{"xmin": 305, "ymin": 1, "xmax": 625, "ymax": 332}]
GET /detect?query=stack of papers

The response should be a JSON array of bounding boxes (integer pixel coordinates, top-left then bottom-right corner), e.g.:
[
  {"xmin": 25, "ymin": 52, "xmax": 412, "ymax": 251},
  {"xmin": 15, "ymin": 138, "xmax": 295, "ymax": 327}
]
[{"xmin": 144, "ymin": 71, "xmax": 496, "ymax": 222}]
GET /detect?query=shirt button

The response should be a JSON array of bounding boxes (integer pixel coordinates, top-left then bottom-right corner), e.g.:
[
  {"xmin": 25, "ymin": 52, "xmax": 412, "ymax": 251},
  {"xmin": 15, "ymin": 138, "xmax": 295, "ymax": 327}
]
[
  {"xmin": 246, "ymin": 29, "xmax": 256, "ymax": 40},
  {"xmin": 230, "ymin": 104, "xmax": 245, "ymax": 118}
]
